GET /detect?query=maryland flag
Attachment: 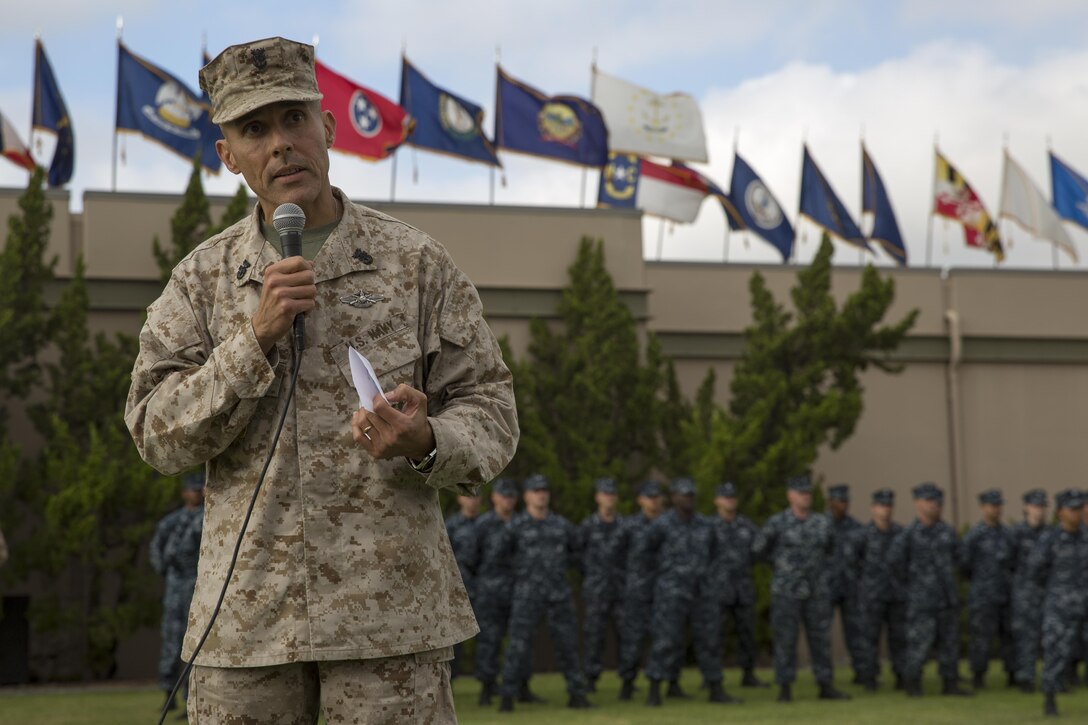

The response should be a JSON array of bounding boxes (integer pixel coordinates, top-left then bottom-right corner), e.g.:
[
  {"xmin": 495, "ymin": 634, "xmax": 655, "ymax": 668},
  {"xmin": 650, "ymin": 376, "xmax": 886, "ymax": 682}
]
[{"xmin": 933, "ymin": 151, "xmax": 1004, "ymax": 262}]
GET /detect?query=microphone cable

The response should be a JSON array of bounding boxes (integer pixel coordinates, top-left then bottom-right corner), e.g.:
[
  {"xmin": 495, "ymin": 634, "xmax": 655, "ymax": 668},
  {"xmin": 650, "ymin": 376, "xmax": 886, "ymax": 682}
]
[{"xmin": 156, "ymin": 339, "xmax": 302, "ymax": 725}]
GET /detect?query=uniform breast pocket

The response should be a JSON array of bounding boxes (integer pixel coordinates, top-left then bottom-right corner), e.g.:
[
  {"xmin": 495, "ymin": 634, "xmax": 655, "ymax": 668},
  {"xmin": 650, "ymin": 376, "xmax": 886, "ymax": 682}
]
[{"xmin": 335, "ymin": 321, "xmax": 422, "ymax": 397}]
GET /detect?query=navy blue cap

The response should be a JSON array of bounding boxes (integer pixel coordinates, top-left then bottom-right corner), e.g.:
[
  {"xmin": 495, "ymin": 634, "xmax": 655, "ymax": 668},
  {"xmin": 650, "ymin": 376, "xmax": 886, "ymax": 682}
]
[
  {"xmin": 978, "ymin": 488, "xmax": 1004, "ymax": 506},
  {"xmin": 829, "ymin": 484, "xmax": 850, "ymax": 501},
  {"xmin": 872, "ymin": 488, "xmax": 895, "ymax": 505},
  {"xmin": 913, "ymin": 482, "xmax": 944, "ymax": 502},
  {"xmin": 638, "ymin": 480, "xmax": 662, "ymax": 498},
  {"xmin": 594, "ymin": 477, "xmax": 618, "ymax": 495},
  {"xmin": 787, "ymin": 474, "xmax": 812, "ymax": 493},
  {"xmin": 491, "ymin": 477, "xmax": 518, "ymax": 497},
  {"xmin": 670, "ymin": 477, "xmax": 696, "ymax": 495},
  {"xmin": 1022, "ymin": 489, "xmax": 1048, "ymax": 506},
  {"xmin": 182, "ymin": 471, "xmax": 205, "ymax": 491},
  {"xmin": 1056, "ymin": 488, "xmax": 1084, "ymax": 510},
  {"xmin": 523, "ymin": 473, "xmax": 550, "ymax": 492},
  {"xmin": 716, "ymin": 481, "xmax": 738, "ymax": 498}
]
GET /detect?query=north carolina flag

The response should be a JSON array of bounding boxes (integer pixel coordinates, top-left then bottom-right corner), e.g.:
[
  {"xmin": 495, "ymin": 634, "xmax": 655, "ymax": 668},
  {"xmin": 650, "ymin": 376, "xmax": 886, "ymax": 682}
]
[
  {"xmin": 934, "ymin": 150, "xmax": 1004, "ymax": 262},
  {"xmin": 315, "ymin": 60, "xmax": 413, "ymax": 162},
  {"xmin": 0, "ymin": 111, "xmax": 35, "ymax": 171},
  {"xmin": 598, "ymin": 152, "xmax": 709, "ymax": 223}
]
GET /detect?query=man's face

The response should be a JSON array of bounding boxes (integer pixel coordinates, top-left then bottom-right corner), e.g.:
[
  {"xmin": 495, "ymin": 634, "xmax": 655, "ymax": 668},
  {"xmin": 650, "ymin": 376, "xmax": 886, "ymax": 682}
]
[
  {"xmin": 182, "ymin": 488, "xmax": 204, "ymax": 508},
  {"xmin": 829, "ymin": 499, "xmax": 848, "ymax": 518},
  {"xmin": 216, "ymin": 100, "xmax": 336, "ymax": 223},
  {"xmin": 1059, "ymin": 505, "xmax": 1083, "ymax": 529},
  {"xmin": 491, "ymin": 492, "xmax": 516, "ymax": 516},
  {"xmin": 595, "ymin": 491, "xmax": 618, "ymax": 514},
  {"xmin": 915, "ymin": 497, "xmax": 941, "ymax": 521},
  {"xmin": 981, "ymin": 502, "xmax": 1002, "ymax": 524},
  {"xmin": 672, "ymin": 492, "xmax": 695, "ymax": 514},
  {"xmin": 524, "ymin": 489, "xmax": 550, "ymax": 510},
  {"xmin": 787, "ymin": 489, "xmax": 812, "ymax": 512},
  {"xmin": 871, "ymin": 502, "xmax": 892, "ymax": 526},
  {"xmin": 638, "ymin": 494, "xmax": 662, "ymax": 517},
  {"xmin": 1024, "ymin": 504, "xmax": 1046, "ymax": 527},
  {"xmin": 715, "ymin": 496, "xmax": 738, "ymax": 517},
  {"xmin": 458, "ymin": 494, "xmax": 481, "ymax": 517}
]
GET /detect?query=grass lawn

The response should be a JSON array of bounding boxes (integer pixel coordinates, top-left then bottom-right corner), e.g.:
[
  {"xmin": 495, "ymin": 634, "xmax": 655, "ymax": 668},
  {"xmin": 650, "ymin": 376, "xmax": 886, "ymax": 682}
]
[{"xmin": 1, "ymin": 665, "xmax": 1085, "ymax": 724}]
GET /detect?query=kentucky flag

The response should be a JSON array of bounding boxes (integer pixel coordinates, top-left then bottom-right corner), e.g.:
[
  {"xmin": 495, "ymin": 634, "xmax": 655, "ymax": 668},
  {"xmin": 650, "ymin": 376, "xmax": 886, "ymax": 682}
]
[
  {"xmin": 862, "ymin": 145, "xmax": 907, "ymax": 265},
  {"xmin": 800, "ymin": 145, "xmax": 870, "ymax": 252},
  {"xmin": 1049, "ymin": 152, "xmax": 1088, "ymax": 231},
  {"xmin": 400, "ymin": 57, "xmax": 499, "ymax": 167},
  {"xmin": 495, "ymin": 66, "xmax": 608, "ymax": 167},
  {"xmin": 32, "ymin": 39, "xmax": 74, "ymax": 187},
  {"xmin": 117, "ymin": 43, "xmax": 220, "ymax": 172},
  {"xmin": 729, "ymin": 152, "xmax": 793, "ymax": 262}
]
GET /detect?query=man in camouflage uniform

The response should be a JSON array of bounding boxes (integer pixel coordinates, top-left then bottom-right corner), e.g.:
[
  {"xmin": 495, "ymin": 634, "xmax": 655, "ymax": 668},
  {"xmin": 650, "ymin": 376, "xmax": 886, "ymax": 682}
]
[
  {"xmin": 1028, "ymin": 489, "xmax": 1088, "ymax": 716},
  {"xmin": 126, "ymin": 36, "xmax": 518, "ymax": 724},
  {"xmin": 961, "ymin": 488, "xmax": 1016, "ymax": 689},
  {"xmin": 497, "ymin": 474, "xmax": 592, "ymax": 711},
  {"xmin": 698, "ymin": 482, "xmax": 767, "ymax": 690},
  {"xmin": 616, "ymin": 480, "xmax": 664, "ymax": 700},
  {"xmin": 887, "ymin": 482, "xmax": 972, "ymax": 698},
  {"xmin": 445, "ymin": 491, "xmax": 481, "ymax": 680},
  {"xmin": 643, "ymin": 477, "xmax": 736, "ymax": 706},
  {"xmin": 150, "ymin": 472, "xmax": 205, "ymax": 713},
  {"xmin": 473, "ymin": 478, "xmax": 519, "ymax": 705},
  {"xmin": 827, "ymin": 483, "xmax": 865, "ymax": 685},
  {"xmin": 751, "ymin": 475, "xmax": 849, "ymax": 703},
  {"xmin": 1011, "ymin": 488, "xmax": 1049, "ymax": 692},
  {"xmin": 578, "ymin": 477, "xmax": 624, "ymax": 692},
  {"xmin": 851, "ymin": 488, "xmax": 906, "ymax": 691}
]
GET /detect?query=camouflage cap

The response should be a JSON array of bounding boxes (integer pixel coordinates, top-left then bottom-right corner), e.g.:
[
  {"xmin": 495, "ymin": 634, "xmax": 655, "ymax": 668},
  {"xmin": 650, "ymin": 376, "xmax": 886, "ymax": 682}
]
[
  {"xmin": 913, "ymin": 481, "xmax": 944, "ymax": 502},
  {"xmin": 182, "ymin": 471, "xmax": 205, "ymax": 491},
  {"xmin": 1055, "ymin": 488, "xmax": 1084, "ymax": 510},
  {"xmin": 594, "ymin": 477, "xmax": 618, "ymax": 495},
  {"xmin": 523, "ymin": 473, "xmax": 550, "ymax": 492},
  {"xmin": 787, "ymin": 474, "xmax": 812, "ymax": 493},
  {"xmin": 199, "ymin": 37, "xmax": 323, "ymax": 124},
  {"xmin": 872, "ymin": 488, "xmax": 895, "ymax": 505},
  {"xmin": 715, "ymin": 481, "xmax": 738, "ymax": 498},
  {"xmin": 670, "ymin": 477, "xmax": 697, "ymax": 495},
  {"xmin": 491, "ymin": 477, "xmax": 518, "ymax": 497},
  {"xmin": 978, "ymin": 488, "xmax": 1004, "ymax": 506},
  {"xmin": 638, "ymin": 480, "xmax": 662, "ymax": 498},
  {"xmin": 828, "ymin": 484, "xmax": 850, "ymax": 501},
  {"xmin": 1022, "ymin": 488, "xmax": 1048, "ymax": 506}
]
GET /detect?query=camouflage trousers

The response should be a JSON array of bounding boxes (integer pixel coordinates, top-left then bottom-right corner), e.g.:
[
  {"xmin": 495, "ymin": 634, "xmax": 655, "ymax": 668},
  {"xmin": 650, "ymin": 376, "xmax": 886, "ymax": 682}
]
[
  {"xmin": 967, "ymin": 600, "xmax": 1015, "ymax": 676},
  {"xmin": 903, "ymin": 605, "xmax": 960, "ymax": 682},
  {"xmin": 1011, "ymin": 585, "xmax": 1045, "ymax": 684},
  {"xmin": 856, "ymin": 597, "xmax": 907, "ymax": 681},
  {"xmin": 1041, "ymin": 598, "xmax": 1088, "ymax": 695},
  {"xmin": 646, "ymin": 588, "xmax": 711, "ymax": 683},
  {"xmin": 499, "ymin": 593, "xmax": 586, "ymax": 698},
  {"xmin": 472, "ymin": 592, "xmax": 511, "ymax": 684},
  {"xmin": 831, "ymin": 591, "xmax": 865, "ymax": 674},
  {"xmin": 159, "ymin": 578, "xmax": 195, "ymax": 693},
  {"xmin": 770, "ymin": 594, "xmax": 834, "ymax": 686},
  {"xmin": 695, "ymin": 595, "xmax": 759, "ymax": 679},
  {"xmin": 187, "ymin": 648, "xmax": 455, "ymax": 724},
  {"xmin": 617, "ymin": 596, "xmax": 653, "ymax": 682},
  {"xmin": 581, "ymin": 591, "xmax": 623, "ymax": 681}
]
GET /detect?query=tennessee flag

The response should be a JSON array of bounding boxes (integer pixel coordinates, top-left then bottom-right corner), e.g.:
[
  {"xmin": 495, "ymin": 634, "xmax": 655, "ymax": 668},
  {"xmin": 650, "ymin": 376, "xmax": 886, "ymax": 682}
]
[
  {"xmin": 934, "ymin": 151, "xmax": 1004, "ymax": 262},
  {"xmin": 314, "ymin": 60, "xmax": 413, "ymax": 162}
]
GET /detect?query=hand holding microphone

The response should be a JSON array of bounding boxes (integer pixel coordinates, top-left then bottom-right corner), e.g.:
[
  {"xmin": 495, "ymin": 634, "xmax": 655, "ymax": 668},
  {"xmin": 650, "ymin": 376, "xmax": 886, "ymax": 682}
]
[{"xmin": 252, "ymin": 203, "xmax": 316, "ymax": 354}]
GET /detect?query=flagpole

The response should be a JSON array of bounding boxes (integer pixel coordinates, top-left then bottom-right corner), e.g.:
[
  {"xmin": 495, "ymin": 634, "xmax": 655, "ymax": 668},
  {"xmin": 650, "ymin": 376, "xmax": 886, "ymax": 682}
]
[
  {"xmin": 580, "ymin": 48, "xmax": 598, "ymax": 209},
  {"xmin": 656, "ymin": 218, "xmax": 665, "ymax": 260},
  {"xmin": 926, "ymin": 135, "xmax": 938, "ymax": 267},
  {"xmin": 111, "ymin": 16, "xmax": 124, "ymax": 192}
]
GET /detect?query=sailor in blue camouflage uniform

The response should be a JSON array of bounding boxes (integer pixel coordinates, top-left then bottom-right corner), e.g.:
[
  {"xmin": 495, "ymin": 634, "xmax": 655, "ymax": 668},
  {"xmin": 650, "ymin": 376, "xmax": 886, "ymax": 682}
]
[
  {"xmin": 1028, "ymin": 489, "xmax": 1088, "ymax": 717},
  {"xmin": 827, "ymin": 483, "xmax": 865, "ymax": 685},
  {"xmin": 445, "ymin": 492, "xmax": 482, "ymax": 680},
  {"xmin": 150, "ymin": 471, "xmax": 205, "ymax": 713},
  {"xmin": 698, "ymin": 481, "xmax": 768, "ymax": 690},
  {"xmin": 578, "ymin": 477, "xmax": 625, "ymax": 692},
  {"xmin": 498, "ymin": 474, "xmax": 592, "ymax": 711},
  {"xmin": 962, "ymin": 488, "xmax": 1017, "ymax": 689},
  {"xmin": 1011, "ymin": 488, "xmax": 1049, "ymax": 693},
  {"xmin": 851, "ymin": 488, "xmax": 907, "ymax": 691},
  {"xmin": 617, "ymin": 480, "xmax": 664, "ymax": 701},
  {"xmin": 752, "ymin": 475, "xmax": 850, "ymax": 703},
  {"xmin": 643, "ymin": 477, "xmax": 735, "ymax": 706},
  {"xmin": 473, "ymin": 478, "xmax": 520, "ymax": 706},
  {"xmin": 887, "ymin": 482, "xmax": 973, "ymax": 698}
]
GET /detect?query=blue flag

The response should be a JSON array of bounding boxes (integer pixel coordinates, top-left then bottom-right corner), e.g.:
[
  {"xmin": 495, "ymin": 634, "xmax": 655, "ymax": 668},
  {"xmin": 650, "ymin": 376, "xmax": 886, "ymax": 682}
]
[
  {"xmin": 495, "ymin": 67, "xmax": 607, "ymax": 167},
  {"xmin": 729, "ymin": 153, "xmax": 793, "ymax": 262},
  {"xmin": 116, "ymin": 43, "xmax": 220, "ymax": 172},
  {"xmin": 862, "ymin": 146, "xmax": 907, "ymax": 265},
  {"xmin": 1050, "ymin": 151, "xmax": 1088, "ymax": 231},
  {"xmin": 32, "ymin": 39, "xmax": 74, "ymax": 187},
  {"xmin": 597, "ymin": 152, "xmax": 639, "ymax": 210},
  {"xmin": 800, "ymin": 145, "xmax": 869, "ymax": 252},
  {"xmin": 400, "ymin": 57, "xmax": 499, "ymax": 167}
]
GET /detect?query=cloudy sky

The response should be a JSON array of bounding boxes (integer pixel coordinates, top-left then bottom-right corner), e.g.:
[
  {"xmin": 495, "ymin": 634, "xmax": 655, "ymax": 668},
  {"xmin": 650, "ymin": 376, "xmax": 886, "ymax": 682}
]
[{"xmin": 2, "ymin": 0, "xmax": 1088, "ymax": 269}]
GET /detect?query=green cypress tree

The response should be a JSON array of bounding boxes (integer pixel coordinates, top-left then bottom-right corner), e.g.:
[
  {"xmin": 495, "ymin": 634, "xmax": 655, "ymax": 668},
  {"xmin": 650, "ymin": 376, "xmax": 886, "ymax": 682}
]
[
  {"xmin": 209, "ymin": 183, "xmax": 250, "ymax": 236},
  {"xmin": 152, "ymin": 155, "xmax": 211, "ymax": 285}
]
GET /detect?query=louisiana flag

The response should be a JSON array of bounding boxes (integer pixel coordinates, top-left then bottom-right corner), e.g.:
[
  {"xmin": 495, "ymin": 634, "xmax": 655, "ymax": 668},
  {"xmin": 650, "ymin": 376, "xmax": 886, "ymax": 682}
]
[
  {"xmin": 597, "ymin": 152, "xmax": 709, "ymax": 223},
  {"xmin": 934, "ymin": 151, "xmax": 1004, "ymax": 262},
  {"xmin": 495, "ymin": 66, "xmax": 608, "ymax": 168},
  {"xmin": 33, "ymin": 39, "xmax": 74, "ymax": 187},
  {"xmin": 315, "ymin": 60, "xmax": 412, "ymax": 162},
  {"xmin": 1, "ymin": 110, "xmax": 35, "ymax": 171},
  {"xmin": 116, "ymin": 43, "xmax": 220, "ymax": 172},
  {"xmin": 800, "ymin": 145, "xmax": 870, "ymax": 252},
  {"xmin": 862, "ymin": 146, "xmax": 907, "ymax": 265},
  {"xmin": 400, "ymin": 57, "xmax": 499, "ymax": 167}
]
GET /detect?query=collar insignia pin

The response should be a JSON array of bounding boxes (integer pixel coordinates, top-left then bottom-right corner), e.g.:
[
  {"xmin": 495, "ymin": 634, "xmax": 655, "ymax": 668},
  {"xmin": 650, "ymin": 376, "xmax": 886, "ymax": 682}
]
[{"xmin": 340, "ymin": 291, "xmax": 387, "ymax": 308}]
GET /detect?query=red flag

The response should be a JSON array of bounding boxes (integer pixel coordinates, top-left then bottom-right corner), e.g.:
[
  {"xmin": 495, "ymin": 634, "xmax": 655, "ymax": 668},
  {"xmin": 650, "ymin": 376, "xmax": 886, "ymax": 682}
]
[
  {"xmin": 933, "ymin": 151, "xmax": 1004, "ymax": 262},
  {"xmin": 1, "ymin": 111, "xmax": 35, "ymax": 172},
  {"xmin": 314, "ymin": 60, "xmax": 412, "ymax": 162}
]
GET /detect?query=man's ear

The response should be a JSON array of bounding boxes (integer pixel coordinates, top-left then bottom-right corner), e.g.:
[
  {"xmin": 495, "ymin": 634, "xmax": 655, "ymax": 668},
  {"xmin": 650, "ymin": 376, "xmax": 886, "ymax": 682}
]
[
  {"xmin": 322, "ymin": 109, "xmax": 336, "ymax": 149},
  {"xmin": 216, "ymin": 138, "xmax": 240, "ymax": 175}
]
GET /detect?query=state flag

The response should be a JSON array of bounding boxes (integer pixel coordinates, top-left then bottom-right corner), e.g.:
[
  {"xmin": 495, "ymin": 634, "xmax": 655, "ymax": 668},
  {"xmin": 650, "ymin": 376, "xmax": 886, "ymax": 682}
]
[
  {"xmin": 315, "ymin": 60, "xmax": 413, "ymax": 162},
  {"xmin": 597, "ymin": 153, "xmax": 709, "ymax": 223},
  {"xmin": 32, "ymin": 39, "xmax": 74, "ymax": 187},
  {"xmin": 933, "ymin": 151, "xmax": 1004, "ymax": 262},
  {"xmin": 0, "ymin": 110, "xmax": 35, "ymax": 171},
  {"xmin": 999, "ymin": 151, "xmax": 1076, "ymax": 262},
  {"xmin": 1049, "ymin": 151, "xmax": 1088, "ymax": 232},
  {"xmin": 862, "ymin": 146, "xmax": 907, "ymax": 265},
  {"xmin": 729, "ymin": 153, "xmax": 793, "ymax": 262},
  {"xmin": 800, "ymin": 145, "xmax": 870, "ymax": 252}
]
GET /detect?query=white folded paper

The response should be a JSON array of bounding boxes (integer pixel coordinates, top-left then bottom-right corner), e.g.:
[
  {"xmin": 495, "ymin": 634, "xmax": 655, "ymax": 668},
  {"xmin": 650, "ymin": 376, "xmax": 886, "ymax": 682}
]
[{"xmin": 348, "ymin": 346, "xmax": 389, "ymax": 412}]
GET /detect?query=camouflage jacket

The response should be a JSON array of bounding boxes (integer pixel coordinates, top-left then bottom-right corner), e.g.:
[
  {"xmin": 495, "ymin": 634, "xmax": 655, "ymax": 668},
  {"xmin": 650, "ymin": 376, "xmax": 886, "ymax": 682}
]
[
  {"xmin": 150, "ymin": 506, "xmax": 204, "ymax": 584},
  {"xmin": 445, "ymin": 512, "xmax": 480, "ymax": 597},
  {"xmin": 829, "ymin": 513, "xmax": 863, "ymax": 599},
  {"xmin": 1010, "ymin": 521, "xmax": 1048, "ymax": 596},
  {"xmin": 617, "ymin": 512, "xmax": 659, "ymax": 601},
  {"xmin": 1027, "ymin": 525, "xmax": 1088, "ymax": 606},
  {"xmin": 752, "ymin": 508, "xmax": 834, "ymax": 600},
  {"xmin": 850, "ymin": 521, "xmax": 905, "ymax": 603},
  {"xmin": 887, "ymin": 519, "xmax": 961, "ymax": 611},
  {"xmin": 474, "ymin": 511, "xmax": 517, "ymax": 602},
  {"xmin": 125, "ymin": 193, "xmax": 519, "ymax": 667},
  {"xmin": 704, "ymin": 513, "xmax": 758, "ymax": 605},
  {"xmin": 578, "ymin": 513, "xmax": 624, "ymax": 601},
  {"xmin": 642, "ymin": 509, "xmax": 714, "ymax": 597},
  {"xmin": 500, "ymin": 511, "xmax": 580, "ymax": 603},
  {"xmin": 960, "ymin": 521, "xmax": 1015, "ymax": 606}
]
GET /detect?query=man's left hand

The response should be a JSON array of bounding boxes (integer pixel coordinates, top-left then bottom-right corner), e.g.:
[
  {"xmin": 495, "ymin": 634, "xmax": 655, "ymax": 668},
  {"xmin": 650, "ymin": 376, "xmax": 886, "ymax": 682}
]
[{"xmin": 351, "ymin": 384, "xmax": 436, "ymax": 460}]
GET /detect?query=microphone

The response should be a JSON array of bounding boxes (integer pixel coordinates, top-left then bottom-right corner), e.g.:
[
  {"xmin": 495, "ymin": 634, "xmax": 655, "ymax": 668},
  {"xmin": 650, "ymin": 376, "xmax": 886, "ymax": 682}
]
[{"xmin": 272, "ymin": 203, "xmax": 307, "ymax": 354}]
